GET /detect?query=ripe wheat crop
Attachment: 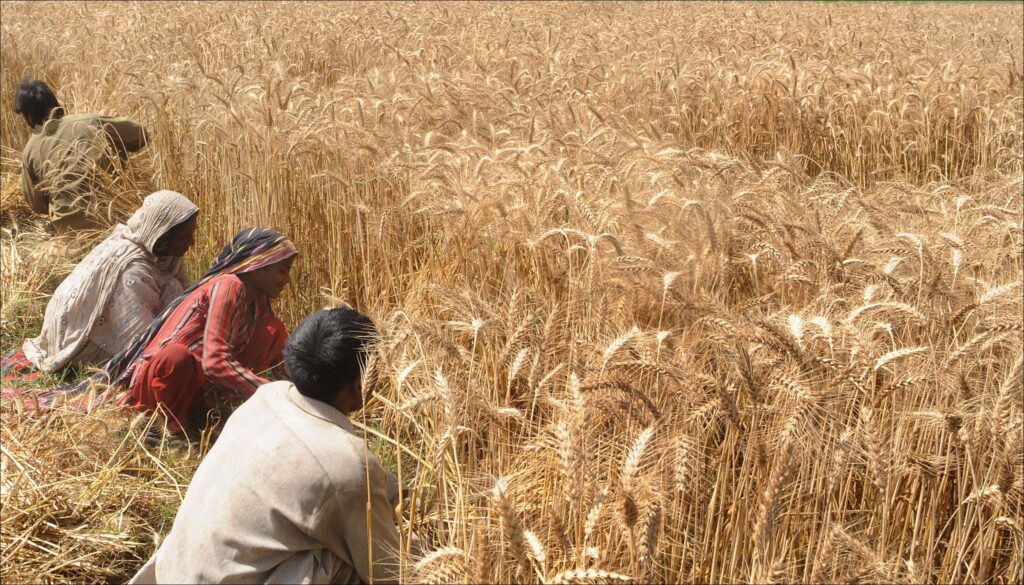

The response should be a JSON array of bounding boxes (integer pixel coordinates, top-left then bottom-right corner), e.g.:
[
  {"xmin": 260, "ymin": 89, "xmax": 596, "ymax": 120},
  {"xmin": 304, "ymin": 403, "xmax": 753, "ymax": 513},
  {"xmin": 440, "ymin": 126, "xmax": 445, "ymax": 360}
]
[{"xmin": 1, "ymin": 2, "xmax": 1022, "ymax": 583}]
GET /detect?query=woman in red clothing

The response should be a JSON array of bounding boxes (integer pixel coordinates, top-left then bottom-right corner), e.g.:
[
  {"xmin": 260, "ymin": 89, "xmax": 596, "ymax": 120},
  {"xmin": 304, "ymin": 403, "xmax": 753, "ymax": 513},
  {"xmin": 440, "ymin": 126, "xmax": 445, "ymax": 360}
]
[{"xmin": 101, "ymin": 227, "xmax": 298, "ymax": 436}]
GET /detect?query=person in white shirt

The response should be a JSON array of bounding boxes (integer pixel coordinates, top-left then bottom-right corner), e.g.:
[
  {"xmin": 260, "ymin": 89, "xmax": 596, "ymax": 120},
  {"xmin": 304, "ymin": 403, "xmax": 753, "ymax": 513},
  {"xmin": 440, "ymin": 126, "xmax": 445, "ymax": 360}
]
[{"xmin": 130, "ymin": 307, "xmax": 403, "ymax": 584}]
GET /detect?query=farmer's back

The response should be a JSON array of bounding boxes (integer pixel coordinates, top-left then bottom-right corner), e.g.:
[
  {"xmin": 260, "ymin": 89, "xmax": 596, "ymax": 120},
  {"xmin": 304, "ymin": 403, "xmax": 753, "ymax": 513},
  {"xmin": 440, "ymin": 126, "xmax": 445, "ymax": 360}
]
[{"xmin": 22, "ymin": 112, "xmax": 145, "ymax": 232}]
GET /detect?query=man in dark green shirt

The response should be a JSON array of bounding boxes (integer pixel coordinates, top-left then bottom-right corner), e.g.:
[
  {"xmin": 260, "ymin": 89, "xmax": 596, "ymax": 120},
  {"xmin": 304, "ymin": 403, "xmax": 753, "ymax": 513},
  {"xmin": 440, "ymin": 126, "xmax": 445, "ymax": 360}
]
[{"xmin": 14, "ymin": 80, "xmax": 148, "ymax": 234}]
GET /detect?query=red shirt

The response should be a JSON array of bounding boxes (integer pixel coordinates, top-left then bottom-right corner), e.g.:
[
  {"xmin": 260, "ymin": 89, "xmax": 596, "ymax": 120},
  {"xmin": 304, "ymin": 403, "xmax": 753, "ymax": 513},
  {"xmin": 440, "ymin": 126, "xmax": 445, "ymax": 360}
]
[{"xmin": 128, "ymin": 274, "xmax": 273, "ymax": 401}]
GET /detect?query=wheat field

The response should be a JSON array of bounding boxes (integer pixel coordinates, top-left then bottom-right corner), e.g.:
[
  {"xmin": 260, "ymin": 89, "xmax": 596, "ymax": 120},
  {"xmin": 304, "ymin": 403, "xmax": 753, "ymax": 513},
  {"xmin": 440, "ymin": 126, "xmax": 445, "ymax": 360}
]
[{"xmin": 1, "ymin": 1, "xmax": 1022, "ymax": 583}]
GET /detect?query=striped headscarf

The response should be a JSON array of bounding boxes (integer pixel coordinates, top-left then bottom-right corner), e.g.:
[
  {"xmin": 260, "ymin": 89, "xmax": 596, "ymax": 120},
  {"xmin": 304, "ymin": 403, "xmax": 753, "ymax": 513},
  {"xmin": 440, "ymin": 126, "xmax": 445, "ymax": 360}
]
[{"xmin": 100, "ymin": 227, "xmax": 298, "ymax": 387}]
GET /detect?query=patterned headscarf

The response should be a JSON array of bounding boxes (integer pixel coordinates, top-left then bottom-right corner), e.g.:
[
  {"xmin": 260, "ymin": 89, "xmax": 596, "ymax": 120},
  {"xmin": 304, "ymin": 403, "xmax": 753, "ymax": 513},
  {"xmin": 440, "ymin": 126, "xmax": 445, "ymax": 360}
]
[
  {"xmin": 100, "ymin": 227, "xmax": 298, "ymax": 387},
  {"xmin": 127, "ymin": 189, "xmax": 201, "ymax": 255},
  {"xmin": 206, "ymin": 227, "xmax": 300, "ymax": 276}
]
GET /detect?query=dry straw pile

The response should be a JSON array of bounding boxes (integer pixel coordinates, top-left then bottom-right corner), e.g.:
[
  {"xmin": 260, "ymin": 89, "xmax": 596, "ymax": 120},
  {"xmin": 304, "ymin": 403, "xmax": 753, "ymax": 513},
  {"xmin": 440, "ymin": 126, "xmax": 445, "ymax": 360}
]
[{"xmin": 1, "ymin": 2, "xmax": 1022, "ymax": 583}]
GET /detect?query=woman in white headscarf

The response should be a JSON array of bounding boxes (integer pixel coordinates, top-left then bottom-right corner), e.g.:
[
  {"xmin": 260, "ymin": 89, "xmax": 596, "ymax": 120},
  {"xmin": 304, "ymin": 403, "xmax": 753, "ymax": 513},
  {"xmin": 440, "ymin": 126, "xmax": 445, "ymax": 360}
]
[{"xmin": 17, "ymin": 190, "xmax": 200, "ymax": 373}]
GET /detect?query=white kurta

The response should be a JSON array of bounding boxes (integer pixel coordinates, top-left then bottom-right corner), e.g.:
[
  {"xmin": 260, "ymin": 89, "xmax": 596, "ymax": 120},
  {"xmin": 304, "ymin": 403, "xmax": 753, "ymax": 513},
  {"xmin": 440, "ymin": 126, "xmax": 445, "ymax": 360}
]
[{"xmin": 130, "ymin": 381, "xmax": 403, "ymax": 584}]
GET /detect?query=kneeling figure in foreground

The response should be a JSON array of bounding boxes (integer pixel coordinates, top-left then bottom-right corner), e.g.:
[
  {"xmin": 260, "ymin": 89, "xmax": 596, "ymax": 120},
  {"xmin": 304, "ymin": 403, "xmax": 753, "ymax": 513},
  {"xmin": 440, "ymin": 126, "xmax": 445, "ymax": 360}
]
[{"xmin": 131, "ymin": 307, "xmax": 402, "ymax": 583}]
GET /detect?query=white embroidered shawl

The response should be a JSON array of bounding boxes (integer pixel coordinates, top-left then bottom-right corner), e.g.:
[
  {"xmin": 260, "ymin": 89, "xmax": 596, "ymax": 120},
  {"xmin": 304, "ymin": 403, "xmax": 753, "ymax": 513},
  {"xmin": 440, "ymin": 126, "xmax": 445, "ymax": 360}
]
[{"xmin": 23, "ymin": 190, "xmax": 199, "ymax": 372}]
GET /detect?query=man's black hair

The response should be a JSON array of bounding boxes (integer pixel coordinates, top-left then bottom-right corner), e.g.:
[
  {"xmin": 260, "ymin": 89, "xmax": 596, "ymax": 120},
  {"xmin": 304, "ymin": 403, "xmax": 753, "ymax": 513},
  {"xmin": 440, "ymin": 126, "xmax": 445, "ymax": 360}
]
[
  {"xmin": 14, "ymin": 80, "xmax": 63, "ymax": 127},
  {"xmin": 284, "ymin": 307, "xmax": 377, "ymax": 403}
]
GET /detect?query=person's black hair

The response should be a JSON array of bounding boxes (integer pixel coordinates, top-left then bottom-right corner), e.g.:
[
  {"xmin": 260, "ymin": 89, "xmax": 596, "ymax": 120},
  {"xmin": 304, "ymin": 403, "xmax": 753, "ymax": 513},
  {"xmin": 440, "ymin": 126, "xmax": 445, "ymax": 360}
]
[
  {"xmin": 151, "ymin": 211, "xmax": 199, "ymax": 256},
  {"xmin": 13, "ymin": 80, "xmax": 63, "ymax": 127},
  {"xmin": 284, "ymin": 307, "xmax": 377, "ymax": 403}
]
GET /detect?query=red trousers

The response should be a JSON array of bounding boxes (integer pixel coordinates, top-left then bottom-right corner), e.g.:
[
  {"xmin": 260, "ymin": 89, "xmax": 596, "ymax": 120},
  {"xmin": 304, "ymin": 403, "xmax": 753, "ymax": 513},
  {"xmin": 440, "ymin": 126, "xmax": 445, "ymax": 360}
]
[{"xmin": 126, "ymin": 316, "xmax": 287, "ymax": 433}]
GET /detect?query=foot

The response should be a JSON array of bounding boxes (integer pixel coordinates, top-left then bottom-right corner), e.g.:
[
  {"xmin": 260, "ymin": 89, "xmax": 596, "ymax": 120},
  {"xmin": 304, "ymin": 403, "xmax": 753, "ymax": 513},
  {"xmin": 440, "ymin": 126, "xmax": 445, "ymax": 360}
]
[
  {"xmin": 144, "ymin": 425, "xmax": 192, "ymax": 447},
  {"xmin": 143, "ymin": 426, "xmax": 167, "ymax": 447}
]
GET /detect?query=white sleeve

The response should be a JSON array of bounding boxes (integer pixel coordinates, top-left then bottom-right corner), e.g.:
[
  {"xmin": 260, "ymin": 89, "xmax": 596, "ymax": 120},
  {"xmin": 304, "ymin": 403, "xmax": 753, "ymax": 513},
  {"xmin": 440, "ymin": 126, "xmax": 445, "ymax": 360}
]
[{"xmin": 315, "ymin": 460, "xmax": 403, "ymax": 585}]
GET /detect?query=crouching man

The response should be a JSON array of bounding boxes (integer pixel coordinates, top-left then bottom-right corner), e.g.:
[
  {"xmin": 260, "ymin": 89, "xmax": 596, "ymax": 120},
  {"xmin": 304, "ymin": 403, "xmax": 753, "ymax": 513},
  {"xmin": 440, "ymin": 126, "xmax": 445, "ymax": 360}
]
[{"xmin": 131, "ymin": 307, "xmax": 403, "ymax": 584}]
